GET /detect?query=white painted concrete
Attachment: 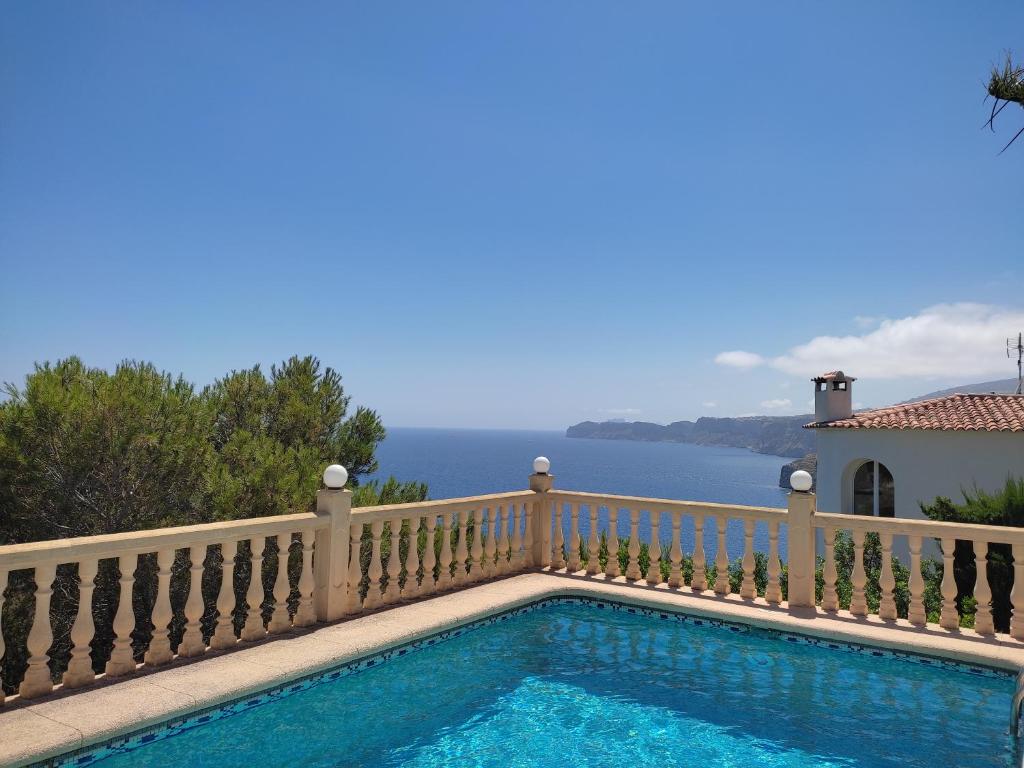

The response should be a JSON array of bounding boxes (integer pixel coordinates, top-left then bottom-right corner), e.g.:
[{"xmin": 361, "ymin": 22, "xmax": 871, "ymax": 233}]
[{"xmin": 815, "ymin": 428, "xmax": 1024, "ymax": 519}]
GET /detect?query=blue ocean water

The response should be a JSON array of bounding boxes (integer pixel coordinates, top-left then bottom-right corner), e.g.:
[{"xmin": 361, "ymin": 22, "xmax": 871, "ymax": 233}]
[
  {"xmin": 369, "ymin": 428, "xmax": 791, "ymax": 560},
  {"xmin": 86, "ymin": 602, "xmax": 1013, "ymax": 768}
]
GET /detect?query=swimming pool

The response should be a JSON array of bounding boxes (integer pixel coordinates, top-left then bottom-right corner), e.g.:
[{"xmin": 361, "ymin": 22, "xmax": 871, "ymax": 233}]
[{"xmin": 55, "ymin": 599, "xmax": 1015, "ymax": 768}]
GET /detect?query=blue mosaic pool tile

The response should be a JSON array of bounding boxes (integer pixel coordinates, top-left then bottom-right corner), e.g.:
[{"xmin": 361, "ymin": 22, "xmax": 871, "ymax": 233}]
[{"xmin": 33, "ymin": 593, "xmax": 1017, "ymax": 768}]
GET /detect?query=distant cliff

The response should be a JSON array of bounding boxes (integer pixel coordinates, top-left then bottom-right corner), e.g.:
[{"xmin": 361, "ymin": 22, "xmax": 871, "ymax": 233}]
[
  {"xmin": 566, "ymin": 414, "xmax": 815, "ymax": 458},
  {"xmin": 779, "ymin": 454, "xmax": 817, "ymax": 489}
]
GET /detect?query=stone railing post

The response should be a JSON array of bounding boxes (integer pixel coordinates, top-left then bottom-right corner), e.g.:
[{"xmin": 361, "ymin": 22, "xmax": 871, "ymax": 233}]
[
  {"xmin": 786, "ymin": 470, "xmax": 816, "ymax": 609},
  {"xmin": 529, "ymin": 457, "xmax": 553, "ymax": 568},
  {"xmin": 314, "ymin": 464, "xmax": 353, "ymax": 622}
]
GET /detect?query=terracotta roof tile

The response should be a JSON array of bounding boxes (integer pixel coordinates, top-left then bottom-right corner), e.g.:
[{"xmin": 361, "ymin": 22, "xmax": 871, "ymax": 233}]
[{"xmin": 806, "ymin": 393, "xmax": 1024, "ymax": 432}]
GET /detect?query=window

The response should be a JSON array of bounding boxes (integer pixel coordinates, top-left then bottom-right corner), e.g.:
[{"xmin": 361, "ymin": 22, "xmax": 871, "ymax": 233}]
[{"xmin": 852, "ymin": 461, "xmax": 894, "ymax": 517}]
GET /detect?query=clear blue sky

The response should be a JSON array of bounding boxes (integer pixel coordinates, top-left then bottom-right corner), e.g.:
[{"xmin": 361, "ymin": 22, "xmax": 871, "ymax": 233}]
[{"xmin": 2, "ymin": 3, "xmax": 1022, "ymax": 429}]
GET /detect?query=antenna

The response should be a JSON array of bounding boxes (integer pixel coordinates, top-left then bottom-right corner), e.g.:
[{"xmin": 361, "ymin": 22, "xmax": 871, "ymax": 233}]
[{"xmin": 1010, "ymin": 333, "xmax": 1024, "ymax": 394}]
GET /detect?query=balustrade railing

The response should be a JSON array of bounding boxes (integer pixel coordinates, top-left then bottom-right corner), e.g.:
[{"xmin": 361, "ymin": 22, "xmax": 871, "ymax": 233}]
[
  {"xmin": 544, "ymin": 491, "xmax": 788, "ymax": 603},
  {"xmin": 813, "ymin": 512, "xmax": 1024, "ymax": 638},
  {"xmin": 2, "ymin": 462, "xmax": 1023, "ymax": 706}
]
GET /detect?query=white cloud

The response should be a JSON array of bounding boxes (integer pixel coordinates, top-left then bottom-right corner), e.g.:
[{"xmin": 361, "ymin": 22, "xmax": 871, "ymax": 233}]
[
  {"xmin": 702, "ymin": 401, "xmax": 717, "ymax": 409},
  {"xmin": 716, "ymin": 304, "xmax": 1024, "ymax": 381},
  {"xmin": 760, "ymin": 398, "xmax": 792, "ymax": 410},
  {"xmin": 714, "ymin": 350, "xmax": 765, "ymax": 369},
  {"xmin": 853, "ymin": 315, "xmax": 880, "ymax": 329}
]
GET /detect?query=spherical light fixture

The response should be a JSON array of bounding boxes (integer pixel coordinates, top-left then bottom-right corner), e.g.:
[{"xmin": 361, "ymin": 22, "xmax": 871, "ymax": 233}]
[
  {"xmin": 533, "ymin": 456, "xmax": 551, "ymax": 475},
  {"xmin": 323, "ymin": 464, "xmax": 349, "ymax": 489},
  {"xmin": 789, "ymin": 470, "xmax": 813, "ymax": 492}
]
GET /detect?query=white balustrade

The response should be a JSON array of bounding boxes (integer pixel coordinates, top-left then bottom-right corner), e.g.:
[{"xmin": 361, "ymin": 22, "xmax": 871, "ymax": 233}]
[
  {"xmin": 605, "ymin": 507, "xmax": 620, "ymax": 578},
  {"xmin": 626, "ymin": 509, "xmax": 641, "ymax": 580},
  {"xmin": 668, "ymin": 511, "xmax": 683, "ymax": 588},
  {"xmin": 63, "ymin": 557, "xmax": 98, "ymax": 687},
  {"xmin": 383, "ymin": 522, "xmax": 402, "ymax": 603},
  {"xmin": 6, "ymin": 463, "xmax": 1024, "ymax": 706},
  {"xmin": 740, "ymin": 519, "xmax": 755, "ymax": 599},
  {"xmin": 713, "ymin": 518, "xmax": 729, "ymax": 595},
  {"xmin": 567, "ymin": 503, "xmax": 581, "ymax": 572},
  {"xmin": 404, "ymin": 518, "xmax": 421, "ymax": 598},
  {"xmin": 511, "ymin": 503, "xmax": 525, "ymax": 570},
  {"xmin": 646, "ymin": 512, "xmax": 662, "ymax": 586},
  {"xmin": 211, "ymin": 540, "xmax": 239, "ymax": 647},
  {"xmin": 106, "ymin": 553, "xmax": 141, "ymax": 673},
  {"xmin": 587, "ymin": 504, "xmax": 601, "ymax": 575}
]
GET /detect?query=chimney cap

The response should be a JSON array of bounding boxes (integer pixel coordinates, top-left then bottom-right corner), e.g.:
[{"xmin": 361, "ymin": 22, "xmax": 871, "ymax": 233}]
[{"xmin": 812, "ymin": 370, "xmax": 856, "ymax": 383}]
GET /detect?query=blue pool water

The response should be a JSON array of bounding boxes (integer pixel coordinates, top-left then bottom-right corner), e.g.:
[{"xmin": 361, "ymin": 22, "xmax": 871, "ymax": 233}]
[{"xmin": 73, "ymin": 601, "xmax": 1014, "ymax": 768}]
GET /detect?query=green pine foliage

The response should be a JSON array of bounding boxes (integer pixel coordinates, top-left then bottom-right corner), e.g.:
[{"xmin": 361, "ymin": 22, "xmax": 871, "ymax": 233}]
[
  {"xmin": 920, "ymin": 478, "xmax": 1024, "ymax": 633},
  {"xmin": 0, "ymin": 355, "xmax": 427, "ymax": 694}
]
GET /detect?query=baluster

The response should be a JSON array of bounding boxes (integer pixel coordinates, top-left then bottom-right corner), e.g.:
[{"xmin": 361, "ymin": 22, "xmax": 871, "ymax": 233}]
[
  {"xmin": 211, "ymin": 540, "xmax": 239, "ymax": 648},
  {"xmin": 179, "ymin": 545, "xmax": 208, "ymax": 655},
  {"xmin": 939, "ymin": 537, "xmax": 959, "ymax": 630},
  {"xmin": 438, "ymin": 512, "xmax": 454, "ymax": 589},
  {"xmin": 908, "ymin": 535, "xmax": 926, "ymax": 625},
  {"xmin": 1011, "ymin": 544, "xmax": 1024, "ymax": 640},
  {"xmin": 878, "ymin": 532, "xmax": 897, "ymax": 620},
  {"xmin": 740, "ymin": 519, "xmax": 756, "ymax": 599},
  {"xmin": 345, "ymin": 523, "xmax": 364, "ymax": 612},
  {"xmin": 294, "ymin": 531, "xmax": 317, "ymax": 627},
  {"xmin": 821, "ymin": 527, "xmax": 838, "ymax": 611},
  {"xmin": 605, "ymin": 506, "xmax": 620, "ymax": 578},
  {"xmin": 107, "ymin": 553, "xmax": 140, "ymax": 674},
  {"xmin": 646, "ymin": 512, "xmax": 662, "ymax": 586},
  {"xmin": 492, "ymin": 506, "xmax": 506, "ymax": 576},
  {"xmin": 766, "ymin": 520, "xmax": 782, "ymax": 604},
  {"xmin": 552, "ymin": 502, "xmax": 566, "ymax": 569},
  {"xmin": 523, "ymin": 498, "xmax": 534, "ymax": 566},
  {"xmin": 241, "ymin": 538, "xmax": 267, "ymax": 641},
  {"xmin": 404, "ymin": 517, "xmax": 421, "ymax": 598},
  {"xmin": 849, "ymin": 530, "xmax": 868, "ymax": 616},
  {"xmin": 422, "ymin": 515, "xmax": 438, "ymax": 594},
  {"xmin": 668, "ymin": 512, "xmax": 683, "ymax": 588},
  {"xmin": 19, "ymin": 562, "xmax": 56, "ymax": 698},
  {"xmin": 454, "ymin": 511, "xmax": 469, "ymax": 586},
  {"xmin": 714, "ymin": 517, "xmax": 729, "ymax": 595},
  {"xmin": 63, "ymin": 557, "xmax": 99, "ymax": 687},
  {"xmin": 260, "ymin": 535, "xmax": 289, "ymax": 626},
  {"xmin": 567, "ymin": 503, "xmax": 581, "ymax": 571},
  {"xmin": 145, "ymin": 548, "xmax": 175, "ymax": 663},
  {"xmin": 0, "ymin": 568, "xmax": 6, "ymax": 703},
  {"xmin": 470, "ymin": 509, "xmax": 484, "ymax": 582},
  {"xmin": 484, "ymin": 508, "xmax": 497, "ymax": 579},
  {"xmin": 364, "ymin": 520, "xmax": 385, "ymax": 608},
  {"xmin": 383, "ymin": 521, "xmax": 402, "ymax": 602},
  {"xmin": 512, "ymin": 503, "xmax": 525, "ymax": 570},
  {"xmin": 626, "ymin": 509, "xmax": 642, "ymax": 580},
  {"xmin": 587, "ymin": 504, "xmax": 601, "ymax": 575},
  {"xmin": 691, "ymin": 515, "xmax": 707, "ymax": 591},
  {"xmin": 973, "ymin": 540, "xmax": 994, "ymax": 635}
]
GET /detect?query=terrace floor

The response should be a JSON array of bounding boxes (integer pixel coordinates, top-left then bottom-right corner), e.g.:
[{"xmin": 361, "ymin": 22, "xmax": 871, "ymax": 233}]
[{"xmin": 4, "ymin": 571, "xmax": 1024, "ymax": 767}]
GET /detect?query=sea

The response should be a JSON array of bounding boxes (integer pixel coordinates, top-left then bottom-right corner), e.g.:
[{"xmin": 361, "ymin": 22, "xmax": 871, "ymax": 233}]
[{"xmin": 367, "ymin": 428, "xmax": 791, "ymax": 560}]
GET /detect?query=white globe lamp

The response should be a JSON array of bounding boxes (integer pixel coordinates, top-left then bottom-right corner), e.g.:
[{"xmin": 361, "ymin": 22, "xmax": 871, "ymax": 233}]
[
  {"xmin": 533, "ymin": 456, "xmax": 551, "ymax": 475},
  {"xmin": 323, "ymin": 464, "xmax": 349, "ymax": 489},
  {"xmin": 790, "ymin": 470, "xmax": 813, "ymax": 493}
]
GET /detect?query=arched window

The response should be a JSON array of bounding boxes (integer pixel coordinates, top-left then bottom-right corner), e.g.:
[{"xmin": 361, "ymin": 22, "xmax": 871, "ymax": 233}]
[{"xmin": 852, "ymin": 461, "xmax": 894, "ymax": 517}]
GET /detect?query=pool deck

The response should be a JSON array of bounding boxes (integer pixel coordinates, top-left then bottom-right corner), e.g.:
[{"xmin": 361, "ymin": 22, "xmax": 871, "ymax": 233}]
[{"xmin": 4, "ymin": 570, "xmax": 1024, "ymax": 767}]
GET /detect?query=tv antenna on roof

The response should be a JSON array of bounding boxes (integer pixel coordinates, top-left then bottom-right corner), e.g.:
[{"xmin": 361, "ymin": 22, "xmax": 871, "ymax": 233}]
[{"xmin": 1010, "ymin": 332, "xmax": 1024, "ymax": 394}]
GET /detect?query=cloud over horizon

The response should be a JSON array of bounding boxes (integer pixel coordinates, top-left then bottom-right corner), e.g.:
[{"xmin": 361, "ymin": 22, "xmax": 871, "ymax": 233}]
[
  {"xmin": 716, "ymin": 303, "xmax": 1024, "ymax": 380},
  {"xmin": 713, "ymin": 350, "xmax": 765, "ymax": 369}
]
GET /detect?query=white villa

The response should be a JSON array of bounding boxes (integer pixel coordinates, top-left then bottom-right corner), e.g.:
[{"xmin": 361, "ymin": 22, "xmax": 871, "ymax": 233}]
[{"xmin": 808, "ymin": 371, "xmax": 1024, "ymax": 520}]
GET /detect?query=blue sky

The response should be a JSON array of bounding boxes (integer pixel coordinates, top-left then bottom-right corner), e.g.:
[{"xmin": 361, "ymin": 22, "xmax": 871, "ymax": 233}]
[{"xmin": 1, "ymin": 3, "xmax": 1022, "ymax": 429}]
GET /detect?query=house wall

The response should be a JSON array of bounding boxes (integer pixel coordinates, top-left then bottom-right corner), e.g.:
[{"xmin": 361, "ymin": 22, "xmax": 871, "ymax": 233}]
[{"xmin": 815, "ymin": 428, "xmax": 1024, "ymax": 519}]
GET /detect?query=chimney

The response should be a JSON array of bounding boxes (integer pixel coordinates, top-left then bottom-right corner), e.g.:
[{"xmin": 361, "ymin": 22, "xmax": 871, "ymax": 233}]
[{"xmin": 813, "ymin": 371, "xmax": 855, "ymax": 423}]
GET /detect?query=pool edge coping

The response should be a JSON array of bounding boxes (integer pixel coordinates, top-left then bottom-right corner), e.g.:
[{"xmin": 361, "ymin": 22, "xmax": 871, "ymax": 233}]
[{"xmin": 4, "ymin": 572, "xmax": 1024, "ymax": 767}]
